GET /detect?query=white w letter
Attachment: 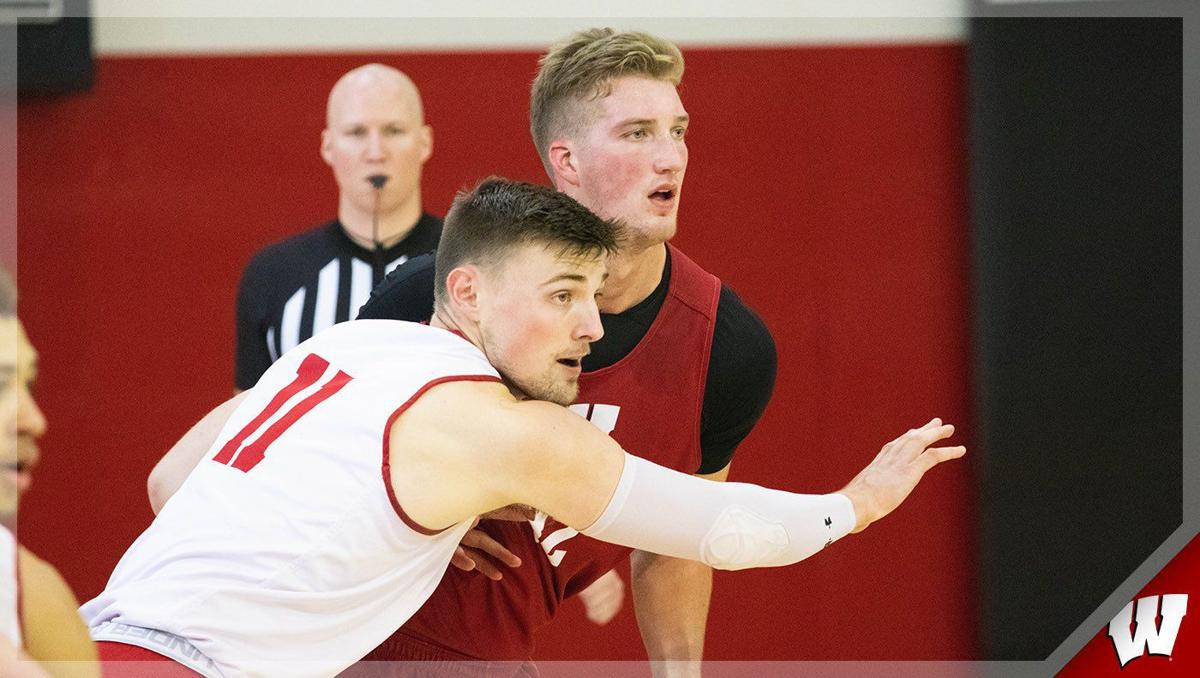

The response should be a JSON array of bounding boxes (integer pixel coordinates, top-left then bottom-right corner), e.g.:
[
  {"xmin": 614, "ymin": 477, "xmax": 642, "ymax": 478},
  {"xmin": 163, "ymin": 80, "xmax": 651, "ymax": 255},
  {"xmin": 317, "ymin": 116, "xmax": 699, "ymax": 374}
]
[{"xmin": 1108, "ymin": 594, "xmax": 1188, "ymax": 667}]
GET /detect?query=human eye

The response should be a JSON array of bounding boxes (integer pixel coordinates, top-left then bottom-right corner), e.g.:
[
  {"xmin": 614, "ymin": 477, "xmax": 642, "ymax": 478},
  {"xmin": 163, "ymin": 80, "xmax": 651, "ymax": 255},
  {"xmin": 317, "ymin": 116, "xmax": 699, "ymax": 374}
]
[
  {"xmin": 384, "ymin": 124, "xmax": 405, "ymax": 136},
  {"xmin": 552, "ymin": 290, "xmax": 573, "ymax": 305},
  {"xmin": 625, "ymin": 128, "xmax": 648, "ymax": 141},
  {"xmin": 671, "ymin": 125, "xmax": 687, "ymax": 140}
]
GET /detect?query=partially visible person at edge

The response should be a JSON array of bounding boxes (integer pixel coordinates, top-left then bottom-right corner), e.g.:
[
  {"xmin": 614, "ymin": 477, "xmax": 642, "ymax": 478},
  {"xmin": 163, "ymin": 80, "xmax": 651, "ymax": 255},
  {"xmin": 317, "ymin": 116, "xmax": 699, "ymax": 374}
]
[
  {"xmin": 352, "ymin": 28, "xmax": 781, "ymax": 676},
  {"xmin": 234, "ymin": 63, "xmax": 441, "ymax": 391},
  {"xmin": 0, "ymin": 270, "xmax": 98, "ymax": 678}
]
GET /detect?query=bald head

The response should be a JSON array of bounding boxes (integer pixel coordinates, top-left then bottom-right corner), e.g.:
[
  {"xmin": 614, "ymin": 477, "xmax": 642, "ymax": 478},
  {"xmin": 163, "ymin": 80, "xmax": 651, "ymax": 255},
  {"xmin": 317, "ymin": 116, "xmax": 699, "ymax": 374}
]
[
  {"xmin": 320, "ymin": 63, "xmax": 434, "ymax": 234},
  {"xmin": 326, "ymin": 63, "xmax": 424, "ymax": 129}
]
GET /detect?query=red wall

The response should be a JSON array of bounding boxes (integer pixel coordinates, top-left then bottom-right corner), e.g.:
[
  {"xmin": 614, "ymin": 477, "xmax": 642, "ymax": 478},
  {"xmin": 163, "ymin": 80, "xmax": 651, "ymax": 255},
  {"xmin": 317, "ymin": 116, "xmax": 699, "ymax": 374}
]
[{"xmin": 15, "ymin": 44, "xmax": 975, "ymax": 660}]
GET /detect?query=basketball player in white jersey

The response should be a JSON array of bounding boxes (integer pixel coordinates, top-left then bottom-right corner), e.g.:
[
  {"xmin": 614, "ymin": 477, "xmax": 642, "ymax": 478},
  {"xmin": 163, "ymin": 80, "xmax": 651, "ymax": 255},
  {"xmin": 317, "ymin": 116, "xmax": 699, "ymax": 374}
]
[
  {"xmin": 83, "ymin": 179, "xmax": 964, "ymax": 677},
  {"xmin": 1, "ymin": 271, "xmax": 98, "ymax": 678}
]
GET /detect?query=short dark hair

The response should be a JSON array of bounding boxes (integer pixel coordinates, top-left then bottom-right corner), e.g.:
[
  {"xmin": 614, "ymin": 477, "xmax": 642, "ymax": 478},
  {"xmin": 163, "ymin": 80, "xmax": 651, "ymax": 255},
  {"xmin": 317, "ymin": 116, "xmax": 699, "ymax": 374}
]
[{"xmin": 433, "ymin": 177, "xmax": 623, "ymax": 308}]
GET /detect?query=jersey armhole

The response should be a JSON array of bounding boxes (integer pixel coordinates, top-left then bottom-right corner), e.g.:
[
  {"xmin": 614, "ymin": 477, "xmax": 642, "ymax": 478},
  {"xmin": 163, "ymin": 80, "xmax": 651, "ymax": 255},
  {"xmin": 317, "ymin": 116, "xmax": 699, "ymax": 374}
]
[{"xmin": 380, "ymin": 374, "xmax": 503, "ymax": 536}]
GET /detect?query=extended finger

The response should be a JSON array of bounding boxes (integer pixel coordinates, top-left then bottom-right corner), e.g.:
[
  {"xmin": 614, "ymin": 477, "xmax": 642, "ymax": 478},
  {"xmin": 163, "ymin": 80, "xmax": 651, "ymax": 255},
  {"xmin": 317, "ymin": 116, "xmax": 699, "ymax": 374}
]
[
  {"xmin": 880, "ymin": 418, "xmax": 943, "ymax": 454},
  {"xmin": 899, "ymin": 423, "xmax": 956, "ymax": 457},
  {"xmin": 917, "ymin": 445, "xmax": 967, "ymax": 472},
  {"xmin": 461, "ymin": 531, "xmax": 522, "ymax": 568},
  {"xmin": 462, "ymin": 549, "xmax": 506, "ymax": 581},
  {"xmin": 451, "ymin": 547, "xmax": 476, "ymax": 573}
]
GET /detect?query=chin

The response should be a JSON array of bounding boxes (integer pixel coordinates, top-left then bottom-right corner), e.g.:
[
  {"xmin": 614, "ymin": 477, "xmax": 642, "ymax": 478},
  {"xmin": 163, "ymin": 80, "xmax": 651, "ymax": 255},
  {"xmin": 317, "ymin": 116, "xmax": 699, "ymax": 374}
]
[
  {"xmin": 523, "ymin": 377, "xmax": 578, "ymax": 407},
  {"xmin": 627, "ymin": 219, "xmax": 677, "ymax": 250}
]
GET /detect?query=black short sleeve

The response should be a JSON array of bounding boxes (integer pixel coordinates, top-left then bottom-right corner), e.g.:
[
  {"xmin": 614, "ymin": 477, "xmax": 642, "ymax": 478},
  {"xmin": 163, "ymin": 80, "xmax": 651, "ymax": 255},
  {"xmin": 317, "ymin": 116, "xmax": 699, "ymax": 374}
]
[
  {"xmin": 357, "ymin": 252, "xmax": 437, "ymax": 322},
  {"xmin": 235, "ymin": 253, "xmax": 277, "ymax": 390},
  {"xmin": 698, "ymin": 285, "xmax": 778, "ymax": 474}
]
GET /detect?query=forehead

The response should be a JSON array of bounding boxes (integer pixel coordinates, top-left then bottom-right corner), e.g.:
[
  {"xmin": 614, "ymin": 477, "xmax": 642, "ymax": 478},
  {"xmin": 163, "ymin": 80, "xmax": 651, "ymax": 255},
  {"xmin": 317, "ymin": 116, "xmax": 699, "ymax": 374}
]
[
  {"xmin": 494, "ymin": 241, "xmax": 606, "ymax": 281},
  {"xmin": 327, "ymin": 78, "xmax": 420, "ymax": 126},
  {"xmin": 589, "ymin": 75, "xmax": 686, "ymax": 125}
]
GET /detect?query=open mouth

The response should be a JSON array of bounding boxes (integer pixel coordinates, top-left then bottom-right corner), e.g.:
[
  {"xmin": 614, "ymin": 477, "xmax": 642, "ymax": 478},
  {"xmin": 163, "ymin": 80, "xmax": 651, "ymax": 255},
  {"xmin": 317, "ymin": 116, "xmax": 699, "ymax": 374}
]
[
  {"xmin": 649, "ymin": 188, "xmax": 676, "ymax": 203},
  {"xmin": 557, "ymin": 358, "xmax": 581, "ymax": 368}
]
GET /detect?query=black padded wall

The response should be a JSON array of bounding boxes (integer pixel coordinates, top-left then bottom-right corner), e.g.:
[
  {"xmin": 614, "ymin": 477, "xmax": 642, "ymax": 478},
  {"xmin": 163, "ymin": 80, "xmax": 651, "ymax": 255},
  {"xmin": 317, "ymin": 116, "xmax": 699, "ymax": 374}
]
[{"xmin": 970, "ymin": 17, "xmax": 1182, "ymax": 659}]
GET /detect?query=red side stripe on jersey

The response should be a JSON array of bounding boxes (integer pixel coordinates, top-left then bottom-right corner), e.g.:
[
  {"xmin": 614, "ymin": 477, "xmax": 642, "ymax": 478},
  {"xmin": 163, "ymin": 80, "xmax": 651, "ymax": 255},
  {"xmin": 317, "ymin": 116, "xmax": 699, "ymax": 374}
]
[
  {"xmin": 212, "ymin": 353, "xmax": 329, "ymax": 465},
  {"xmin": 381, "ymin": 374, "xmax": 503, "ymax": 536},
  {"xmin": 231, "ymin": 369, "xmax": 354, "ymax": 472}
]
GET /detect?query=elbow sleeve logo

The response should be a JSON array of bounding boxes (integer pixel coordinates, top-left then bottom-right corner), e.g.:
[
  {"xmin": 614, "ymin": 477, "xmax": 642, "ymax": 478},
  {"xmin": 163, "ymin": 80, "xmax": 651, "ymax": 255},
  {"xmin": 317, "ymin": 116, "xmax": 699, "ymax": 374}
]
[{"xmin": 700, "ymin": 506, "xmax": 789, "ymax": 570}]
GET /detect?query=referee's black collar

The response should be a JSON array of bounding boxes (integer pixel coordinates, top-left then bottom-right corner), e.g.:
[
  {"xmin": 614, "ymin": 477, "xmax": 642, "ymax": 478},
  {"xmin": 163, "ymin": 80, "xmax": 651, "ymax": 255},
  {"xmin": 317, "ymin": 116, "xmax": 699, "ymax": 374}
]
[{"xmin": 330, "ymin": 213, "xmax": 440, "ymax": 258}]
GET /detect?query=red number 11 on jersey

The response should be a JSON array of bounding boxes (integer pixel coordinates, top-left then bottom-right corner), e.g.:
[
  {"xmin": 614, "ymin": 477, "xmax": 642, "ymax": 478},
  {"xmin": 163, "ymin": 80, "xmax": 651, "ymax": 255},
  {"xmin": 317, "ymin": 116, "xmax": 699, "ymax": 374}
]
[{"xmin": 212, "ymin": 353, "xmax": 354, "ymax": 472}]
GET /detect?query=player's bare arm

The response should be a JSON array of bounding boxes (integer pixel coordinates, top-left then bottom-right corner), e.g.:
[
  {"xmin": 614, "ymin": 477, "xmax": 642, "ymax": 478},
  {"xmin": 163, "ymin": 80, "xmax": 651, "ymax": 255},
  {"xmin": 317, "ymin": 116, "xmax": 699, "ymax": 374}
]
[
  {"xmin": 17, "ymin": 548, "xmax": 99, "ymax": 678},
  {"xmin": 388, "ymin": 379, "xmax": 626, "ymax": 532},
  {"xmin": 147, "ymin": 391, "xmax": 250, "ymax": 513},
  {"xmin": 390, "ymin": 378, "xmax": 965, "ymax": 568}
]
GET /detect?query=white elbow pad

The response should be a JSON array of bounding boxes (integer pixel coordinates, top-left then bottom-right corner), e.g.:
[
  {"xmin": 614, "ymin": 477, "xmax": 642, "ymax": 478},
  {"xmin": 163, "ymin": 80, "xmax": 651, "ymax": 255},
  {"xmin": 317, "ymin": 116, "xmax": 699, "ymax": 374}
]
[
  {"xmin": 701, "ymin": 505, "xmax": 791, "ymax": 570},
  {"xmin": 582, "ymin": 453, "xmax": 856, "ymax": 571}
]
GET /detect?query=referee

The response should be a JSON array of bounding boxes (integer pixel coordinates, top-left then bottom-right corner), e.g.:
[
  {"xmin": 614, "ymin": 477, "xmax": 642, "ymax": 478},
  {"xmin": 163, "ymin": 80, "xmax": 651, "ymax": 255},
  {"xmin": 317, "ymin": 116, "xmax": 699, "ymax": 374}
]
[{"xmin": 234, "ymin": 63, "xmax": 440, "ymax": 390}]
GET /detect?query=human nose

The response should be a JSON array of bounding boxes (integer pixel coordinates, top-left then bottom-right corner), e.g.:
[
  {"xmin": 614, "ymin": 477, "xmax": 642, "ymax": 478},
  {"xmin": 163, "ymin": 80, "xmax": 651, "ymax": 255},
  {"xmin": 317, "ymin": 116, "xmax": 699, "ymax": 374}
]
[
  {"xmin": 365, "ymin": 129, "xmax": 387, "ymax": 161},
  {"xmin": 652, "ymin": 135, "xmax": 686, "ymax": 175},
  {"xmin": 17, "ymin": 387, "xmax": 46, "ymax": 440},
  {"xmin": 575, "ymin": 298, "xmax": 604, "ymax": 343}
]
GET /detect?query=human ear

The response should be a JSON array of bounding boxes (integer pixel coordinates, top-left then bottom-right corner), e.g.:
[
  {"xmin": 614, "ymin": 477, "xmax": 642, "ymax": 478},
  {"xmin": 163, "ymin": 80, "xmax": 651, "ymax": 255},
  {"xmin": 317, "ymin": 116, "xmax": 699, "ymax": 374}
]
[
  {"xmin": 446, "ymin": 266, "xmax": 482, "ymax": 322},
  {"xmin": 548, "ymin": 139, "xmax": 580, "ymax": 189}
]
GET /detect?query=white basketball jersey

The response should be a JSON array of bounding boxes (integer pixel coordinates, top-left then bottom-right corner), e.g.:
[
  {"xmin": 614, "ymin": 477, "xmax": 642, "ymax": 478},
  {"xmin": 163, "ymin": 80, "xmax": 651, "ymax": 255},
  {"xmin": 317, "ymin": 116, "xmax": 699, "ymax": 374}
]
[
  {"xmin": 81, "ymin": 320, "xmax": 500, "ymax": 677},
  {"xmin": 0, "ymin": 526, "xmax": 20, "ymax": 648}
]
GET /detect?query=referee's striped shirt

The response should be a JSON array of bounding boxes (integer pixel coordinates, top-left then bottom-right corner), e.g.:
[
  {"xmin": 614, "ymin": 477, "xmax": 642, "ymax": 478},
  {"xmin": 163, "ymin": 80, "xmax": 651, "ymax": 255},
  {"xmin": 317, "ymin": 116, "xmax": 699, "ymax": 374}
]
[{"xmin": 235, "ymin": 215, "xmax": 442, "ymax": 390}]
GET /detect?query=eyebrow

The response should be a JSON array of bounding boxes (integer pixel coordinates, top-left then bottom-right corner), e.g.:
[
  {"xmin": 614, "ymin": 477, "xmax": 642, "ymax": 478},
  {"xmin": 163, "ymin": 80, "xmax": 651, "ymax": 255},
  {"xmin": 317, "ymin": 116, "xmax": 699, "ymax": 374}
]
[
  {"xmin": 540, "ymin": 271, "xmax": 609, "ymax": 287},
  {"xmin": 540, "ymin": 273, "xmax": 588, "ymax": 286},
  {"xmin": 616, "ymin": 115, "xmax": 689, "ymax": 128}
]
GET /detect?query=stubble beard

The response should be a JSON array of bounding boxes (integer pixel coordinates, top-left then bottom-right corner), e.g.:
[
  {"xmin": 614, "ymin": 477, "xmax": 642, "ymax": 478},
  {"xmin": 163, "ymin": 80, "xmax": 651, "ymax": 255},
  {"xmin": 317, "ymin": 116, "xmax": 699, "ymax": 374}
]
[
  {"xmin": 514, "ymin": 369, "xmax": 579, "ymax": 406},
  {"xmin": 482, "ymin": 335, "xmax": 579, "ymax": 406}
]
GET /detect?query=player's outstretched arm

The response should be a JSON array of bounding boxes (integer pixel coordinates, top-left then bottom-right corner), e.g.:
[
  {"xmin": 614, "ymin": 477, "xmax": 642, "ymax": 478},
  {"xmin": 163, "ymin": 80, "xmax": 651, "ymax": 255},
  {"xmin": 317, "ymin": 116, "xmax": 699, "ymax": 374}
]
[
  {"xmin": 147, "ymin": 392, "xmax": 249, "ymax": 513},
  {"xmin": 390, "ymin": 381, "xmax": 965, "ymax": 571}
]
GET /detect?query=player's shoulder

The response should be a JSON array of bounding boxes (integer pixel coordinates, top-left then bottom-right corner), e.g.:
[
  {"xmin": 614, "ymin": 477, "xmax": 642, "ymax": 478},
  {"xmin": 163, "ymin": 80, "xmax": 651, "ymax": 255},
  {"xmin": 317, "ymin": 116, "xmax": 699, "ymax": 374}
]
[
  {"xmin": 297, "ymin": 320, "xmax": 498, "ymax": 377},
  {"xmin": 358, "ymin": 253, "xmax": 437, "ymax": 321},
  {"xmin": 714, "ymin": 284, "xmax": 775, "ymax": 352},
  {"xmin": 706, "ymin": 283, "xmax": 777, "ymax": 403}
]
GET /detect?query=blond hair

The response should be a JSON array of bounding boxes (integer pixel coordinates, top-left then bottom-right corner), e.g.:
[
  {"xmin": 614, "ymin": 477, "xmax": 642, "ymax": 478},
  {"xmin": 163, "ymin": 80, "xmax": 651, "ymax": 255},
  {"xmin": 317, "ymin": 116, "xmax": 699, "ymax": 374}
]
[{"xmin": 530, "ymin": 28, "xmax": 684, "ymax": 177}]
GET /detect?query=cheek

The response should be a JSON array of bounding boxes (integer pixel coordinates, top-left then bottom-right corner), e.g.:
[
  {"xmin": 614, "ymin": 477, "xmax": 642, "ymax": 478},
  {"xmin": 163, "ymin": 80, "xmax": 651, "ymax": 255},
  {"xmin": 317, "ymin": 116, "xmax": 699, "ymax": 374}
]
[
  {"xmin": 329, "ymin": 147, "xmax": 359, "ymax": 174},
  {"xmin": 587, "ymin": 153, "xmax": 643, "ymax": 203}
]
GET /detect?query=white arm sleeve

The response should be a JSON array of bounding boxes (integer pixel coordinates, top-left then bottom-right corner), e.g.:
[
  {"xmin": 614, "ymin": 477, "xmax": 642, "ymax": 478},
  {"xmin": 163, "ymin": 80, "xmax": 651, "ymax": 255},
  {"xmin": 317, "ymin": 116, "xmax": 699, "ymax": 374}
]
[{"xmin": 581, "ymin": 453, "xmax": 856, "ymax": 571}]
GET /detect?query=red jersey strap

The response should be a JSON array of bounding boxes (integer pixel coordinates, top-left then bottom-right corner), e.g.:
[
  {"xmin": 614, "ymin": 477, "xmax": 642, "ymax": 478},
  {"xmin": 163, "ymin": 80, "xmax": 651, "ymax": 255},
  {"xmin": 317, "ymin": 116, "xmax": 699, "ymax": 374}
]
[
  {"xmin": 664, "ymin": 243, "xmax": 722, "ymax": 322},
  {"xmin": 663, "ymin": 244, "xmax": 722, "ymax": 448}
]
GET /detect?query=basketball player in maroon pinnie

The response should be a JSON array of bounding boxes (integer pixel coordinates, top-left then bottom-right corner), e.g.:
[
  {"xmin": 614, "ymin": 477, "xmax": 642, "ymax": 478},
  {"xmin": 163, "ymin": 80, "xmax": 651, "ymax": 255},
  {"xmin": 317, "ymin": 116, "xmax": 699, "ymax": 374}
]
[{"xmin": 358, "ymin": 29, "xmax": 777, "ymax": 674}]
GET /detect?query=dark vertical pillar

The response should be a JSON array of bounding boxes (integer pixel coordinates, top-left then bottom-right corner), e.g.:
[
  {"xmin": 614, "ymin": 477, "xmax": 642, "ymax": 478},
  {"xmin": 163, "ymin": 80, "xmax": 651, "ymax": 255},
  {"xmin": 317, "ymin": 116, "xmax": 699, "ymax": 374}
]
[{"xmin": 970, "ymin": 17, "xmax": 1182, "ymax": 659}]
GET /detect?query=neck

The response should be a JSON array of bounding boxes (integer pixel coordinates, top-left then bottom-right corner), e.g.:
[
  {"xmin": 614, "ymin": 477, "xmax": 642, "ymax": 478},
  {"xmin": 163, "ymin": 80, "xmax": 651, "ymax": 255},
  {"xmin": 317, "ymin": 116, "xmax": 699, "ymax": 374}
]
[
  {"xmin": 430, "ymin": 308, "xmax": 524, "ymax": 399},
  {"xmin": 430, "ymin": 308, "xmax": 480, "ymax": 348},
  {"xmin": 597, "ymin": 243, "xmax": 667, "ymax": 314},
  {"xmin": 339, "ymin": 196, "xmax": 422, "ymax": 249}
]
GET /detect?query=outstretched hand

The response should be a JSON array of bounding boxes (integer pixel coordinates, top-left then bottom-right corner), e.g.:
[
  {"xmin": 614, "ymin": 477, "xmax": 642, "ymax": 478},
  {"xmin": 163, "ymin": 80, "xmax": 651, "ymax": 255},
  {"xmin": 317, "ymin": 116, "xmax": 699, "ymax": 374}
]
[{"xmin": 839, "ymin": 418, "xmax": 966, "ymax": 533}]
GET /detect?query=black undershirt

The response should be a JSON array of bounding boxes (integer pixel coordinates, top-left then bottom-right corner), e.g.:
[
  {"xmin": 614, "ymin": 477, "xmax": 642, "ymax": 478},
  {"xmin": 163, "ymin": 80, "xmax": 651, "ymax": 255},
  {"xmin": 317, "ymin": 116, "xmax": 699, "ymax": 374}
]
[{"xmin": 358, "ymin": 251, "xmax": 777, "ymax": 474}]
